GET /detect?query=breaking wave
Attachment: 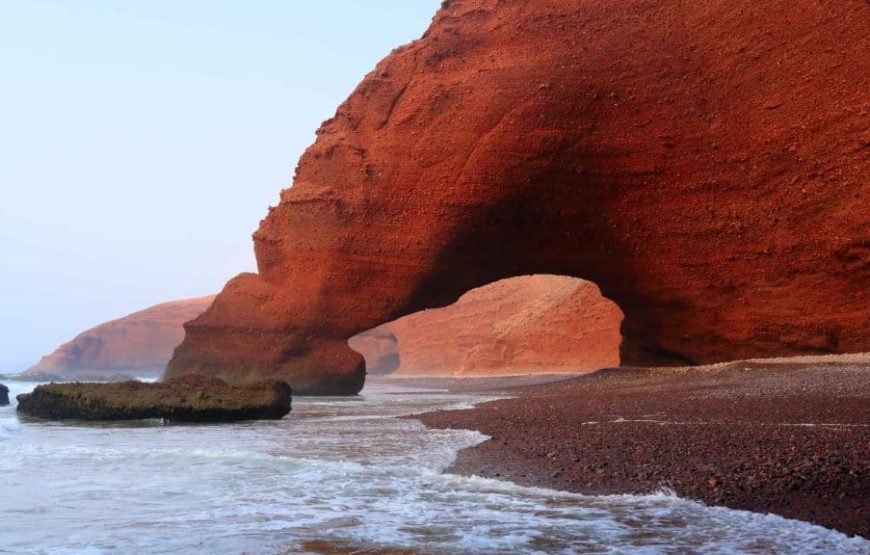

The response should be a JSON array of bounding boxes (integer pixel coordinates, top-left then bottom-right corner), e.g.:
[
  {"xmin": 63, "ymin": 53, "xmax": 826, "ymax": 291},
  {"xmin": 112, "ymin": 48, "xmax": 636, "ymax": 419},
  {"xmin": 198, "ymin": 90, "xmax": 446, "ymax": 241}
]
[{"xmin": 0, "ymin": 379, "xmax": 866, "ymax": 554}]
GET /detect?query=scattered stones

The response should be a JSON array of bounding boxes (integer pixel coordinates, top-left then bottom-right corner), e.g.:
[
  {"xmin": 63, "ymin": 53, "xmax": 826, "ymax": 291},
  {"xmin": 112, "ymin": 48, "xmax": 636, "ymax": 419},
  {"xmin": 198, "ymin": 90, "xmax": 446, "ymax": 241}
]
[{"xmin": 420, "ymin": 362, "xmax": 870, "ymax": 538}]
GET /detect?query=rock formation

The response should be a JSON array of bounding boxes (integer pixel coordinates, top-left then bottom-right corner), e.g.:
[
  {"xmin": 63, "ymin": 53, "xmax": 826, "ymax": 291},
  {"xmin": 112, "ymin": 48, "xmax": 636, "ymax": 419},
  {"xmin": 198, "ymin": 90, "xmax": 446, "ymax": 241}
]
[
  {"xmin": 349, "ymin": 275, "xmax": 622, "ymax": 376},
  {"xmin": 25, "ymin": 296, "xmax": 214, "ymax": 380},
  {"xmin": 166, "ymin": 0, "xmax": 870, "ymax": 395},
  {"xmin": 15, "ymin": 375, "xmax": 291, "ymax": 422},
  {"xmin": 0, "ymin": 383, "xmax": 8, "ymax": 406}
]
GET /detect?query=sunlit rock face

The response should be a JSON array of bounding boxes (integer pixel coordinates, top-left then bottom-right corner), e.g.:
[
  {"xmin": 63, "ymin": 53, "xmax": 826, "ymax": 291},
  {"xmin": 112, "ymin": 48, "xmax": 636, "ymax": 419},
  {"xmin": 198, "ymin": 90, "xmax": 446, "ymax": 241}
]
[
  {"xmin": 349, "ymin": 275, "xmax": 623, "ymax": 377},
  {"xmin": 24, "ymin": 297, "xmax": 214, "ymax": 380},
  {"xmin": 165, "ymin": 0, "xmax": 870, "ymax": 395}
]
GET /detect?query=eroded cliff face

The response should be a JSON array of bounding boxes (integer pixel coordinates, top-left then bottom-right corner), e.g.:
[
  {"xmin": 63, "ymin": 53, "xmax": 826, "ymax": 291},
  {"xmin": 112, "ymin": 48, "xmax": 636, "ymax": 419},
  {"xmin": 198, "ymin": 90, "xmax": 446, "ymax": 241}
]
[
  {"xmin": 165, "ymin": 0, "xmax": 870, "ymax": 394},
  {"xmin": 349, "ymin": 275, "xmax": 622, "ymax": 377},
  {"xmin": 25, "ymin": 296, "xmax": 214, "ymax": 379}
]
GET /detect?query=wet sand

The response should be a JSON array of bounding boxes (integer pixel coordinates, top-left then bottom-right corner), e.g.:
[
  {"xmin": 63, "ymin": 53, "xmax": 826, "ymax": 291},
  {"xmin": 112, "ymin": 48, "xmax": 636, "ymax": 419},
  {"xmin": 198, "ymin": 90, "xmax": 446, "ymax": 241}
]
[{"xmin": 414, "ymin": 360, "xmax": 870, "ymax": 538}]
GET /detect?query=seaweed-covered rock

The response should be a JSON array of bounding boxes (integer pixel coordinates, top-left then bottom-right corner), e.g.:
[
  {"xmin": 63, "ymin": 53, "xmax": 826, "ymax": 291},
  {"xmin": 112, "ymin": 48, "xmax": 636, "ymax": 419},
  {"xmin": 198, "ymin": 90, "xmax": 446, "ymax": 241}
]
[
  {"xmin": 0, "ymin": 383, "xmax": 8, "ymax": 406},
  {"xmin": 16, "ymin": 375, "xmax": 291, "ymax": 422}
]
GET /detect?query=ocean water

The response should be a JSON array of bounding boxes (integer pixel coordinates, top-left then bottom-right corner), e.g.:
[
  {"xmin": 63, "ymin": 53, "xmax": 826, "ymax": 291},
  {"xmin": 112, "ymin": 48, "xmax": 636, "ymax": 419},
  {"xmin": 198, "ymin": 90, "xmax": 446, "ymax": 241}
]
[{"xmin": 0, "ymin": 379, "xmax": 867, "ymax": 554}]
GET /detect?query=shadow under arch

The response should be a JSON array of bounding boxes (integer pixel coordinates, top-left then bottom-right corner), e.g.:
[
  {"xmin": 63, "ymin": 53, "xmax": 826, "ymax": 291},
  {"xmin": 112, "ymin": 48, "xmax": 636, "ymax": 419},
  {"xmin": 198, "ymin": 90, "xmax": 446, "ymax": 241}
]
[{"xmin": 366, "ymin": 140, "xmax": 697, "ymax": 368}]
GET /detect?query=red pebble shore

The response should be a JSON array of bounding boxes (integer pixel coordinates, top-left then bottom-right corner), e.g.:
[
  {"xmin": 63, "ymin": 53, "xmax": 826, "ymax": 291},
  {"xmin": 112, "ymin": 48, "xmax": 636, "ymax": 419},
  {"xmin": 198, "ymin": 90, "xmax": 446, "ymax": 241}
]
[{"xmin": 416, "ymin": 362, "xmax": 870, "ymax": 538}]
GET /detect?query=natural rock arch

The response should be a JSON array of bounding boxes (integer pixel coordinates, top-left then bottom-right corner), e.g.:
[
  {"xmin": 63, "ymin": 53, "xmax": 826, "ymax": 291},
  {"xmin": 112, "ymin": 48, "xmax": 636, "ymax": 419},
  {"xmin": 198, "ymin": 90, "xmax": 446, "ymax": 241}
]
[{"xmin": 164, "ymin": 0, "xmax": 870, "ymax": 394}]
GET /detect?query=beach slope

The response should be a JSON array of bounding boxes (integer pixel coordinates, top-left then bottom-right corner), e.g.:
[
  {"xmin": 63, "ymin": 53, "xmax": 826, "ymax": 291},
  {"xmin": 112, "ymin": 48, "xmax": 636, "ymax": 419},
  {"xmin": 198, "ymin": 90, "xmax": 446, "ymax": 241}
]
[{"xmin": 419, "ymin": 358, "xmax": 870, "ymax": 537}]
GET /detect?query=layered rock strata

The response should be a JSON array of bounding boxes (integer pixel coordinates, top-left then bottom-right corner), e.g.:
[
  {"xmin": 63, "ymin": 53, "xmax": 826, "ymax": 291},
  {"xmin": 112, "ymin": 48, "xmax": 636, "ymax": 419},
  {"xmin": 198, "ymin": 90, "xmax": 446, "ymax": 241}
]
[
  {"xmin": 15, "ymin": 375, "xmax": 291, "ymax": 422},
  {"xmin": 25, "ymin": 296, "xmax": 214, "ymax": 380},
  {"xmin": 349, "ymin": 275, "xmax": 622, "ymax": 376},
  {"xmin": 166, "ymin": 0, "xmax": 870, "ymax": 394}
]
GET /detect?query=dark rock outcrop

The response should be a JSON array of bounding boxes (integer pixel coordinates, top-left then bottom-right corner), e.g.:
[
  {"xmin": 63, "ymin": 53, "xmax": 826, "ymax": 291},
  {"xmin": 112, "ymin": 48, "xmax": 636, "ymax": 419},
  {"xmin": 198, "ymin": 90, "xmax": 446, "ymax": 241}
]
[
  {"xmin": 24, "ymin": 296, "xmax": 214, "ymax": 380},
  {"xmin": 166, "ymin": 0, "xmax": 870, "ymax": 395},
  {"xmin": 349, "ymin": 276, "xmax": 622, "ymax": 376},
  {"xmin": 0, "ymin": 383, "xmax": 8, "ymax": 406},
  {"xmin": 16, "ymin": 375, "xmax": 291, "ymax": 422}
]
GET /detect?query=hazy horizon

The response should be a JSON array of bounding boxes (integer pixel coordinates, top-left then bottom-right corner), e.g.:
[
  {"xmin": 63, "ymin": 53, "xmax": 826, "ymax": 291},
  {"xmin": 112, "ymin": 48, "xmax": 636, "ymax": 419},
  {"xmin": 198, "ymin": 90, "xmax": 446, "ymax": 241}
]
[{"xmin": 0, "ymin": 1, "xmax": 439, "ymax": 372}]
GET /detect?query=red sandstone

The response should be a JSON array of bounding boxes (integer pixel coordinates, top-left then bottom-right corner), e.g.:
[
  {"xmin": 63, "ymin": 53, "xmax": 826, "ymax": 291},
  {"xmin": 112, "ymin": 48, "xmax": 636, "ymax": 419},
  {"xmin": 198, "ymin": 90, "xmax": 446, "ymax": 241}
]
[
  {"xmin": 349, "ymin": 275, "xmax": 622, "ymax": 376},
  {"xmin": 25, "ymin": 296, "xmax": 214, "ymax": 380},
  {"xmin": 166, "ymin": 0, "xmax": 870, "ymax": 394}
]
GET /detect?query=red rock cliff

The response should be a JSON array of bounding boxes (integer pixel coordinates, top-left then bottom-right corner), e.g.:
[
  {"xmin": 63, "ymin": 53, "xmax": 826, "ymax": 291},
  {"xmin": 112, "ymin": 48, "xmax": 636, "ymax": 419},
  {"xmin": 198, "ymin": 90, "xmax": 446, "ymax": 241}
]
[
  {"xmin": 349, "ymin": 275, "xmax": 622, "ymax": 376},
  {"xmin": 25, "ymin": 296, "xmax": 214, "ymax": 379},
  {"xmin": 165, "ymin": 0, "xmax": 870, "ymax": 394}
]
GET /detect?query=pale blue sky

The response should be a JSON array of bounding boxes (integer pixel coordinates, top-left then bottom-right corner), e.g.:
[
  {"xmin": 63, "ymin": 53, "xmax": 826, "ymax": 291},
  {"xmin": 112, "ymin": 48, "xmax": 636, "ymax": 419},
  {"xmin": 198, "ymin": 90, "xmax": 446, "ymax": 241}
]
[{"xmin": 0, "ymin": 1, "xmax": 439, "ymax": 371}]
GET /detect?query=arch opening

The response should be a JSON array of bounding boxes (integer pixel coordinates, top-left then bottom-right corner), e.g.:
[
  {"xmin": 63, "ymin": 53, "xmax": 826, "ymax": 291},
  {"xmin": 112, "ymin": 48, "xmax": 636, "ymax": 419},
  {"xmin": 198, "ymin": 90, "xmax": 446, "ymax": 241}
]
[
  {"xmin": 347, "ymin": 330, "xmax": 400, "ymax": 376},
  {"xmin": 348, "ymin": 274, "xmax": 623, "ymax": 378}
]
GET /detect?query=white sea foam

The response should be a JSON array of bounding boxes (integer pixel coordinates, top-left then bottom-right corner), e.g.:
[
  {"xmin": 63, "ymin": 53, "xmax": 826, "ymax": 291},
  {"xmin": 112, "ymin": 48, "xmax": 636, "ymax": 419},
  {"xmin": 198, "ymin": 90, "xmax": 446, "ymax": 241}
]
[
  {"xmin": 0, "ymin": 417, "xmax": 21, "ymax": 441},
  {"xmin": 0, "ymin": 380, "xmax": 866, "ymax": 554}
]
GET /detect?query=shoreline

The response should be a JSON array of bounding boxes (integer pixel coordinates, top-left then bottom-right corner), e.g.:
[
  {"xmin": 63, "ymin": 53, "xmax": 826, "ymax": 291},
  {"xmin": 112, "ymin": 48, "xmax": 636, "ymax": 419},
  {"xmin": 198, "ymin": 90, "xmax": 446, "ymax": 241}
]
[{"xmin": 411, "ymin": 360, "xmax": 870, "ymax": 538}]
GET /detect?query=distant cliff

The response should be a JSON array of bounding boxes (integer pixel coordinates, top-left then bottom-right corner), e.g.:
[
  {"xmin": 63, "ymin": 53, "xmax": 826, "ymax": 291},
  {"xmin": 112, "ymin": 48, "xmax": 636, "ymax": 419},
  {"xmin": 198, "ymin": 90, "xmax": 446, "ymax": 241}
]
[
  {"xmin": 349, "ymin": 275, "xmax": 622, "ymax": 377},
  {"xmin": 23, "ymin": 296, "xmax": 214, "ymax": 380}
]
